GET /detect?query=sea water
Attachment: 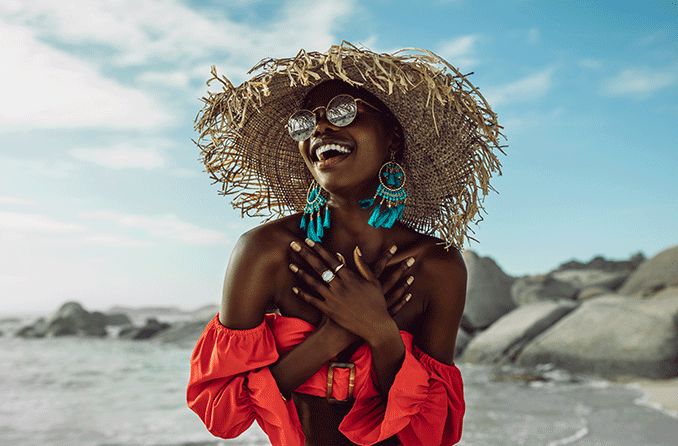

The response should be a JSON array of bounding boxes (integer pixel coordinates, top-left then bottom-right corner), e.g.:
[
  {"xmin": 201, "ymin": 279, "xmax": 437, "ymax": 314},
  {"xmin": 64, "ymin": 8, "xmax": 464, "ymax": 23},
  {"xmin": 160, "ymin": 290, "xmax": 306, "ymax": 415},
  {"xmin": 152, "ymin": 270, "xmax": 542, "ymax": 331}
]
[{"xmin": 1, "ymin": 323, "xmax": 676, "ymax": 445}]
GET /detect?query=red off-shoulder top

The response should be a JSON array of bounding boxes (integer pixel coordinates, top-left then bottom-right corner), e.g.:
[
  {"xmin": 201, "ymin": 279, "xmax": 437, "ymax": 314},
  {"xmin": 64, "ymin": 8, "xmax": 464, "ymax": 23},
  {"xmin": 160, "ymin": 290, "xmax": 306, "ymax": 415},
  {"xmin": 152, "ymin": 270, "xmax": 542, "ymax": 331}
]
[{"xmin": 186, "ymin": 312, "xmax": 465, "ymax": 445}]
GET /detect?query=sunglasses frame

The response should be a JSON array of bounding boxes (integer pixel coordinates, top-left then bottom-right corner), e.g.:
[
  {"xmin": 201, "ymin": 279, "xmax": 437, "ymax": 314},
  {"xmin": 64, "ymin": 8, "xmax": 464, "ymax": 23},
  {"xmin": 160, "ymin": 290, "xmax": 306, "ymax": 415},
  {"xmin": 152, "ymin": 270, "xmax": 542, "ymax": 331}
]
[{"xmin": 287, "ymin": 94, "xmax": 382, "ymax": 142}]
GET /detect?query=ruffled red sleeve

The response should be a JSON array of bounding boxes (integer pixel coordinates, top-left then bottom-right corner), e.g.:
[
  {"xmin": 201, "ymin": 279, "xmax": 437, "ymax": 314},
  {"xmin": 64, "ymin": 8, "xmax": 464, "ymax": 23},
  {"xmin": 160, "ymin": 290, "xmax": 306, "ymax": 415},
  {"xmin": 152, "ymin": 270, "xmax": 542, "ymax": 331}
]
[
  {"xmin": 186, "ymin": 313, "xmax": 305, "ymax": 446},
  {"xmin": 338, "ymin": 331, "xmax": 465, "ymax": 445}
]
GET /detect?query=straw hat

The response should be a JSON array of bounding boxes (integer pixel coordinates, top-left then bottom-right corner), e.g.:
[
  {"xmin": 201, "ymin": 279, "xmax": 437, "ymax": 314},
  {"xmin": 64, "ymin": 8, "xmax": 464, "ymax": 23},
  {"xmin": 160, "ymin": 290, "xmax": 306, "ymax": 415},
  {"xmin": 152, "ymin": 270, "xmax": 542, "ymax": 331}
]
[{"xmin": 194, "ymin": 40, "xmax": 506, "ymax": 251}]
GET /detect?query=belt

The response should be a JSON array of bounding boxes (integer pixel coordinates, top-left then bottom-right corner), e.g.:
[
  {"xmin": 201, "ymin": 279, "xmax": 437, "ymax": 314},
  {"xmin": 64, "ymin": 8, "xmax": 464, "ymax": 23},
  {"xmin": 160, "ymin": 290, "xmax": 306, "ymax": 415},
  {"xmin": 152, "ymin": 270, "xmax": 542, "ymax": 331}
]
[{"xmin": 326, "ymin": 361, "xmax": 355, "ymax": 404}]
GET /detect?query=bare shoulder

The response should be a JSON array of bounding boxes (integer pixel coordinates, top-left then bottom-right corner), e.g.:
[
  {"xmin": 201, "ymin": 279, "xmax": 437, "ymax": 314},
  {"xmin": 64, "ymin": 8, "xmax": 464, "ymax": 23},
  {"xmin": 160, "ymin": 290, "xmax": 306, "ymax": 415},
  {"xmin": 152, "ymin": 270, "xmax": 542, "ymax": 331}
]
[
  {"xmin": 406, "ymin": 233, "xmax": 467, "ymax": 363},
  {"xmin": 218, "ymin": 213, "xmax": 304, "ymax": 328},
  {"xmin": 399, "ymin": 229, "xmax": 466, "ymax": 283}
]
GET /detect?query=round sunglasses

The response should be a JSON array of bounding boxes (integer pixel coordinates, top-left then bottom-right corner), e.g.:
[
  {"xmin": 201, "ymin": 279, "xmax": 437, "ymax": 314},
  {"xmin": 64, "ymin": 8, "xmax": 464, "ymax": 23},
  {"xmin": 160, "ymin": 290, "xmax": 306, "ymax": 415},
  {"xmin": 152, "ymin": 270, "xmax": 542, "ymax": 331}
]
[{"xmin": 287, "ymin": 94, "xmax": 381, "ymax": 142}]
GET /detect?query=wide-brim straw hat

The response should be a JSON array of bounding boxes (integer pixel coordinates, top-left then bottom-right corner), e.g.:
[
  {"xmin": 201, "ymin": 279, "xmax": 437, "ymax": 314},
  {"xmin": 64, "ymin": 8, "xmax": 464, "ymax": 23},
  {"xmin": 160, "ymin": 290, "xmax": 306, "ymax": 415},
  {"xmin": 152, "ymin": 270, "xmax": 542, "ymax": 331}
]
[{"xmin": 194, "ymin": 40, "xmax": 506, "ymax": 251}]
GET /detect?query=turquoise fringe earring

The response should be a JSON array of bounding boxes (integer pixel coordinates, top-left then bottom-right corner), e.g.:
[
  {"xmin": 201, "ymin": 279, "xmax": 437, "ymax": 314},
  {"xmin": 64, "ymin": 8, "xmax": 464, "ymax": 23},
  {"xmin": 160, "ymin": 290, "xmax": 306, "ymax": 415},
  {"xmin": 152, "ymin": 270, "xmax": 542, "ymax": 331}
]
[
  {"xmin": 359, "ymin": 152, "xmax": 407, "ymax": 228},
  {"xmin": 300, "ymin": 179, "xmax": 331, "ymax": 242}
]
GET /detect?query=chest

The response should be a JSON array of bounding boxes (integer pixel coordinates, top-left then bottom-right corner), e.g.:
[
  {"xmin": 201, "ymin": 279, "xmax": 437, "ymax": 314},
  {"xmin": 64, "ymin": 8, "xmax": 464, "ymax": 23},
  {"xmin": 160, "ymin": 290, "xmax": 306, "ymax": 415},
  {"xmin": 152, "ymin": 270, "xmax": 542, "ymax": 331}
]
[{"xmin": 274, "ymin": 266, "xmax": 427, "ymax": 363}]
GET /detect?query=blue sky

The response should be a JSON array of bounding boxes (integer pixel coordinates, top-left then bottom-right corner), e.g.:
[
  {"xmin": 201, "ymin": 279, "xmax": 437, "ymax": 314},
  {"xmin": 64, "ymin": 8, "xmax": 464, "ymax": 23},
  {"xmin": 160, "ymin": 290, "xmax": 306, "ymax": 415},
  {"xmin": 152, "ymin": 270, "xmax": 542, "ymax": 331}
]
[{"xmin": 0, "ymin": 0, "xmax": 676, "ymax": 315}]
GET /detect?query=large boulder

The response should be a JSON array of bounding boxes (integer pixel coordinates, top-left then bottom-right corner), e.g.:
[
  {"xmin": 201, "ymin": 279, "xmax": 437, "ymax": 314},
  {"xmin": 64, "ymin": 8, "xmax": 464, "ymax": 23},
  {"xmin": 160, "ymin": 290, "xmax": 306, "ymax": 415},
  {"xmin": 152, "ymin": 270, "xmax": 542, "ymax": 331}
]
[
  {"xmin": 550, "ymin": 252, "xmax": 644, "ymax": 298},
  {"xmin": 104, "ymin": 312, "xmax": 132, "ymax": 326},
  {"xmin": 515, "ymin": 292, "xmax": 678, "ymax": 379},
  {"xmin": 511, "ymin": 273, "xmax": 578, "ymax": 305},
  {"xmin": 461, "ymin": 250, "xmax": 516, "ymax": 330},
  {"xmin": 461, "ymin": 300, "xmax": 578, "ymax": 365},
  {"xmin": 45, "ymin": 302, "xmax": 107, "ymax": 337},
  {"xmin": 454, "ymin": 327, "xmax": 471, "ymax": 359},
  {"xmin": 119, "ymin": 317, "xmax": 171, "ymax": 340},
  {"xmin": 15, "ymin": 317, "xmax": 48, "ymax": 338},
  {"xmin": 618, "ymin": 245, "xmax": 678, "ymax": 297},
  {"xmin": 152, "ymin": 318, "xmax": 212, "ymax": 347},
  {"xmin": 15, "ymin": 302, "xmax": 107, "ymax": 338}
]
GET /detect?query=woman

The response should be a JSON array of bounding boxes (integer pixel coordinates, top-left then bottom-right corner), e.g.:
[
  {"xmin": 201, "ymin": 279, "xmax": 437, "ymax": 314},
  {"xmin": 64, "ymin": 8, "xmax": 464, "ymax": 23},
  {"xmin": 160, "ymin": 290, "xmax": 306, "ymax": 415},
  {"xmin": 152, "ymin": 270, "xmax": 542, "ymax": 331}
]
[{"xmin": 186, "ymin": 42, "xmax": 505, "ymax": 446}]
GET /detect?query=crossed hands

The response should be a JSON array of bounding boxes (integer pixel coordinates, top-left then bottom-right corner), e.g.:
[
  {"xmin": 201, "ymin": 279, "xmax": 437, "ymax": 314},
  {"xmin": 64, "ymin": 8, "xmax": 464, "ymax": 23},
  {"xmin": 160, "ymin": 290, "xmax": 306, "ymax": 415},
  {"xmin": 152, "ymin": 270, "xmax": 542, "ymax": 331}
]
[{"xmin": 288, "ymin": 238, "xmax": 416, "ymax": 347}]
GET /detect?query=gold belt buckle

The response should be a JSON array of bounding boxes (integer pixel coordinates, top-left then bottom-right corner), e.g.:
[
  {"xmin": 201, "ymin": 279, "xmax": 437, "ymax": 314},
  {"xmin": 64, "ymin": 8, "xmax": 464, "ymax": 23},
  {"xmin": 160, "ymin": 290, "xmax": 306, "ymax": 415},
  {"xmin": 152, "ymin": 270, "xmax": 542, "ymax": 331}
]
[{"xmin": 327, "ymin": 361, "xmax": 355, "ymax": 403}]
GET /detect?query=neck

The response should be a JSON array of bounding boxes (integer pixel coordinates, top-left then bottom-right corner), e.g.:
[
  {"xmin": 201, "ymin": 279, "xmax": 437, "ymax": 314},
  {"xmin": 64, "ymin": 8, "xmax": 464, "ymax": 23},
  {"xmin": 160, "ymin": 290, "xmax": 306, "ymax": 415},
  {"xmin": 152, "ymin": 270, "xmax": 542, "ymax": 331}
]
[{"xmin": 321, "ymin": 176, "xmax": 391, "ymax": 254}]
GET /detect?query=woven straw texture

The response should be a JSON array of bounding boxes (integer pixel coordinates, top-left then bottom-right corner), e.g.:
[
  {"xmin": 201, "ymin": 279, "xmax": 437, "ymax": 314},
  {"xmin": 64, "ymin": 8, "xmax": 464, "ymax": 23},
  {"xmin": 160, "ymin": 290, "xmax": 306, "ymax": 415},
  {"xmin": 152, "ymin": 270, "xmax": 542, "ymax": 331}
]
[{"xmin": 194, "ymin": 41, "xmax": 506, "ymax": 251}]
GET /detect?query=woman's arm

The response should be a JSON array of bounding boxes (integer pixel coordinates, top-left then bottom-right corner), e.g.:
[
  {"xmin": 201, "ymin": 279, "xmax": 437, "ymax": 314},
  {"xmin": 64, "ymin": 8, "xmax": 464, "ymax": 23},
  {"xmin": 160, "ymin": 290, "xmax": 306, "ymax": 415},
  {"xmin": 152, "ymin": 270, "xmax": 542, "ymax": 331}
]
[{"xmin": 219, "ymin": 229, "xmax": 352, "ymax": 399}]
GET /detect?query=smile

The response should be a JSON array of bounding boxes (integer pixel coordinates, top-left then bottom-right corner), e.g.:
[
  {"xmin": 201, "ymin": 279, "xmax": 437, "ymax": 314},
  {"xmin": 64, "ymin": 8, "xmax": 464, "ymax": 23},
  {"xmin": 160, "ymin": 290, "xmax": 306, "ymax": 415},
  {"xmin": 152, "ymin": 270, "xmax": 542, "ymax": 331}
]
[{"xmin": 312, "ymin": 143, "xmax": 354, "ymax": 170}]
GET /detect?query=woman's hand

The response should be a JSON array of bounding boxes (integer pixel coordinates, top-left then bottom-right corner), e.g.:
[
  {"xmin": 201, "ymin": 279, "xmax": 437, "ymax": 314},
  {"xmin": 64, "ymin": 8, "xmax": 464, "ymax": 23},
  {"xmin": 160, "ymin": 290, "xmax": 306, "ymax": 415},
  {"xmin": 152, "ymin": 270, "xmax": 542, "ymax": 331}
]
[{"xmin": 288, "ymin": 238, "xmax": 416, "ymax": 346}]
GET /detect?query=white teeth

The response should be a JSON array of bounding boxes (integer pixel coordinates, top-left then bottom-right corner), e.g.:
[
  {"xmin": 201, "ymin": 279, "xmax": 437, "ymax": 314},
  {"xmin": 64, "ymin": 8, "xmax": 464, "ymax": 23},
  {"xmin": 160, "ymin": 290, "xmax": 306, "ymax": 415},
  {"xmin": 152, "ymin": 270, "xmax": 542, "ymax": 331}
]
[{"xmin": 315, "ymin": 143, "xmax": 352, "ymax": 161}]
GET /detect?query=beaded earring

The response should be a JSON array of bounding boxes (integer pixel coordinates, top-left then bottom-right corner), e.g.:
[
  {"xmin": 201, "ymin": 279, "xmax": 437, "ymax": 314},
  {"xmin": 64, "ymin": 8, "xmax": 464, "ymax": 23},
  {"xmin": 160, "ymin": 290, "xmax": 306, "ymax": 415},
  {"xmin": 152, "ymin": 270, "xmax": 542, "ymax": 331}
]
[
  {"xmin": 359, "ymin": 151, "xmax": 407, "ymax": 228},
  {"xmin": 299, "ymin": 179, "xmax": 331, "ymax": 242}
]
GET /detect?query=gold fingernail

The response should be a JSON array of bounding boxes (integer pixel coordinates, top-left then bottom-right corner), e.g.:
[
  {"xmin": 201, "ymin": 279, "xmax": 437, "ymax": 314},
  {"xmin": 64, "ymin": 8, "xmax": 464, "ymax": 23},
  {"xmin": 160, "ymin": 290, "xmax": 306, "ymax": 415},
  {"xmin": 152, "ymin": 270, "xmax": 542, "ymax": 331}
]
[
  {"xmin": 288, "ymin": 263, "xmax": 299, "ymax": 273},
  {"xmin": 355, "ymin": 246, "xmax": 362, "ymax": 256},
  {"xmin": 290, "ymin": 241, "xmax": 301, "ymax": 252},
  {"xmin": 292, "ymin": 286, "xmax": 299, "ymax": 294},
  {"xmin": 406, "ymin": 275, "xmax": 414, "ymax": 285},
  {"xmin": 304, "ymin": 238, "xmax": 315, "ymax": 247},
  {"xmin": 389, "ymin": 244, "xmax": 398, "ymax": 254},
  {"xmin": 405, "ymin": 293, "xmax": 412, "ymax": 302},
  {"xmin": 406, "ymin": 257, "xmax": 415, "ymax": 267}
]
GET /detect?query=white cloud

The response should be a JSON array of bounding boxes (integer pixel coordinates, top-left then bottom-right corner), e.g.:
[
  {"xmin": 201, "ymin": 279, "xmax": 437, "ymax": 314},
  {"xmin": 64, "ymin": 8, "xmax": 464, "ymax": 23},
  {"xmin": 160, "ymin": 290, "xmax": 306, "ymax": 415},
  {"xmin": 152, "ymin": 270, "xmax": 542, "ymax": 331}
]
[
  {"xmin": 0, "ymin": 211, "xmax": 85, "ymax": 234},
  {"xmin": 0, "ymin": 196, "xmax": 34, "ymax": 205},
  {"xmin": 602, "ymin": 67, "xmax": 677, "ymax": 98},
  {"xmin": 68, "ymin": 144, "xmax": 168, "ymax": 169},
  {"xmin": 1, "ymin": 0, "xmax": 357, "ymax": 71},
  {"xmin": 0, "ymin": 156, "xmax": 77, "ymax": 179},
  {"xmin": 80, "ymin": 210, "xmax": 230, "ymax": 245},
  {"xmin": 137, "ymin": 71, "xmax": 191, "ymax": 89},
  {"xmin": 484, "ymin": 67, "xmax": 555, "ymax": 107},
  {"xmin": 81, "ymin": 233, "xmax": 152, "ymax": 247},
  {"xmin": 0, "ymin": 23, "xmax": 173, "ymax": 131},
  {"xmin": 436, "ymin": 35, "xmax": 481, "ymax": 69}
]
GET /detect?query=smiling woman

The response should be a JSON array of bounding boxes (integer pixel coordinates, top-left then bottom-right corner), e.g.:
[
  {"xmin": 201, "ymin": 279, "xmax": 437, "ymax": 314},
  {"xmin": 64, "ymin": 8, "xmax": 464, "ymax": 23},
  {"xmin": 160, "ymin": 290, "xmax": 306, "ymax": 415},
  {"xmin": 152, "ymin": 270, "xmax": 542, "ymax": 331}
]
[{"xmin": 186, "ymin": 41, "xmax": 506, "ymax": 446}]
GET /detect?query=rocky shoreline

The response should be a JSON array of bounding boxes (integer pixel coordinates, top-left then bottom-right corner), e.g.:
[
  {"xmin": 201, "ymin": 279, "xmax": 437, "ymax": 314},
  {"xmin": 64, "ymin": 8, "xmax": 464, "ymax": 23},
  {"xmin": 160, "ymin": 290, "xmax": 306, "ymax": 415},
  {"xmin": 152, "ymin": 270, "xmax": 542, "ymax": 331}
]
[{"xmin": 4, "ymin": 244, "xmax": 677, "ymax": 412}]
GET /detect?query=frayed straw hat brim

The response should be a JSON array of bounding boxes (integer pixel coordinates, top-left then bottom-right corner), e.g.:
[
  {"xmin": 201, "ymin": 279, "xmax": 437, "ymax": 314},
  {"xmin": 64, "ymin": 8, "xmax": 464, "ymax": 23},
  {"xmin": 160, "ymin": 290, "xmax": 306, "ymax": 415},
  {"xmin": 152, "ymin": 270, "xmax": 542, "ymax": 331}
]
[{"xmin": 194, "ymin": 41, "xmax": 507, "ymax": 251}]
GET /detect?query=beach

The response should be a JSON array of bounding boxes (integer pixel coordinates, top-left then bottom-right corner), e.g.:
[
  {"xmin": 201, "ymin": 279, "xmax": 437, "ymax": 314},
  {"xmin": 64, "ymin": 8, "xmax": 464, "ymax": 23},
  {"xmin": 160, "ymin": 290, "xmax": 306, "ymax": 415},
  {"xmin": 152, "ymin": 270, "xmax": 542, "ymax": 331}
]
[{"xmin": 1, "ymin": 330, "xmax": 676, "ymax": 446}]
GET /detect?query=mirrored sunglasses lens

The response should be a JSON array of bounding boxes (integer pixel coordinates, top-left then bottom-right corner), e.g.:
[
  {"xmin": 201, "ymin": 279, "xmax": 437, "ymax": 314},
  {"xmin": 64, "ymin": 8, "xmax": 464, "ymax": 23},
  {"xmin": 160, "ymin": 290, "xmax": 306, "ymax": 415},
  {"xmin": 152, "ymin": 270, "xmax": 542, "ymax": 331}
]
[
  {"xmin": 327, "ymin": 94, "xmax": 357, "ymax": 127},
  {"xmin": 287, "ymin": 110, "xmax": 315, "ymax": 141}
]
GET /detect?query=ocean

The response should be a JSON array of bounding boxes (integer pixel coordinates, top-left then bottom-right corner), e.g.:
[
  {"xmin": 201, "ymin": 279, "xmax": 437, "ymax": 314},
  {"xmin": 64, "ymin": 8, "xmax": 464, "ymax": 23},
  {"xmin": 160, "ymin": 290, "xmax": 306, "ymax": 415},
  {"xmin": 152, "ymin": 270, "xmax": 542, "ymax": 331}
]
[{"xmin": 1, "ymin": 322, "xmax": 676, "ymax": 445}]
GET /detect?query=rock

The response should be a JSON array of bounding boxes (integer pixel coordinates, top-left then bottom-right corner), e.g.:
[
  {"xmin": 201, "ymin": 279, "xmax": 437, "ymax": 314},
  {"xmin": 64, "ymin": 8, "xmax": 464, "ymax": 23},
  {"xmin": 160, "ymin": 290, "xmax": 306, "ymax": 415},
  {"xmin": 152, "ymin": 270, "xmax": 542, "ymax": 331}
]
[
  {"xmin": 152, "ymin": 318, "xmax": 211, "ymax": 347},
  {"xmin": 14, "ymin": 302, "xmax": 107, "ymax": 338},
  {"xmin": 45, "ymin": 302, "xmax": 107, "ymax": 337},
  {"xmin": 454, "ymin": 327, "xmax": 471, "ymax": 358},
  {"xmin": 461, "ymin": 250, "xmax": 516, "ymax": 330},
  {"xmin": 461, "ymin": 300, "xmax": 578, "ymax": 365},
  {"xmin": 551, "ymin": 269, "xmax": 630, "ymax": 292},
  {"xmin": 577, "ymin": 286, "xmax": 611, "ymax": 300},
  {"xmin": 555, "ymin": 252, "xmax": 645, "ymax": 273},
  {"xmin": 515, "ymin": 292, "xmax": 678, "ymax": 379},
  {"xmin": 15, "ymin": 317, "xmax": 48, "ymax": 338},
  {"xmin": 119, "ymin": 317, "xmax": 171, "ymax": 340},
  {"xmin": 104, "ymin": 312, "xmax": 133, "ymax": 326},
  {"xmin": 511, "ymin": 273, "xmax": 578, "ymax": 305},
  {"xmin": 618, "ymin": 245, "xmax": 678, "ymax": 297}
]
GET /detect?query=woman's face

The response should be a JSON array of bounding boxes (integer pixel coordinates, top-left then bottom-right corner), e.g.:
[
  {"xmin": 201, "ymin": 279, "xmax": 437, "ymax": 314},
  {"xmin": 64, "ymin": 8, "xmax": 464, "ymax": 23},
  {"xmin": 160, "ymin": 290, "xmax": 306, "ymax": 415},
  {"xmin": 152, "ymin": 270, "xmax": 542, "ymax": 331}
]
[{"xmin": 297, "ymin": 81, "xmax": 395, "ymax": 195}]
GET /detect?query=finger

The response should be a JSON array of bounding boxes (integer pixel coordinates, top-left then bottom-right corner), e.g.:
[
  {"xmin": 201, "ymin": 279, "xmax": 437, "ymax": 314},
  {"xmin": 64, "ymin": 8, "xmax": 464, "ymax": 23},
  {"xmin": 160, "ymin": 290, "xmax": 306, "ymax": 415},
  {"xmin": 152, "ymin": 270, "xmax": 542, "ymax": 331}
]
[
  {"xmin": 289, "ymin": 263, "xmax": 334, "ymax": 301},
  {"xmin": 372, "ymin": 244, "xmax": 398, "ymax": 278},
  {"xmin": 385, "ymin": 274, "xmax": 415, "ymax": 307},
  {"xmin": 354, "ymin": 245, "xmax": 377, "ymax": 282},
  {"xmin": 289, "ymin": 239, "xmax": 338, "ymax": 279},
  {"xmin": 301, "ymin": 238, "xmax": 348, "ymax": 277},
  {"xmin": 292, "ymin": 286, "xmax": 332, "ymax": 314},
  {"xmin": 388, "ymin": 292, "xmax": 412, "ymax": 315},
  {"xmin": 382, "ymin": 256, "xmax": 416, "ymax": 295}
]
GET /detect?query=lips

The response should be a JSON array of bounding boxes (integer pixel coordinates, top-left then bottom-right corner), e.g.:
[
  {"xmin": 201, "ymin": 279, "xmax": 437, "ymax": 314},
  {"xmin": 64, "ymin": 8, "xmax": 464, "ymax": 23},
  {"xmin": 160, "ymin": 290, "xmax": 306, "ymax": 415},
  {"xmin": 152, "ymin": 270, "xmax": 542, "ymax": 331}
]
[{"xmin": 310, "ymin": 138, "xmax": 355, "ymax": 162}]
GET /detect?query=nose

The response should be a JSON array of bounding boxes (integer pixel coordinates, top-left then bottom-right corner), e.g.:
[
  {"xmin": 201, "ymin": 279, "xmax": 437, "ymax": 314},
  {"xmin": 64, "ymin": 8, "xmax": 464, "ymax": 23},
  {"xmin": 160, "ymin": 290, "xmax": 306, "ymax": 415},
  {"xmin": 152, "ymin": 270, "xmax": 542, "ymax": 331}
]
[{"xmin": 311, "ymin": 107, "xmax": 339, "ymax": 137}]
